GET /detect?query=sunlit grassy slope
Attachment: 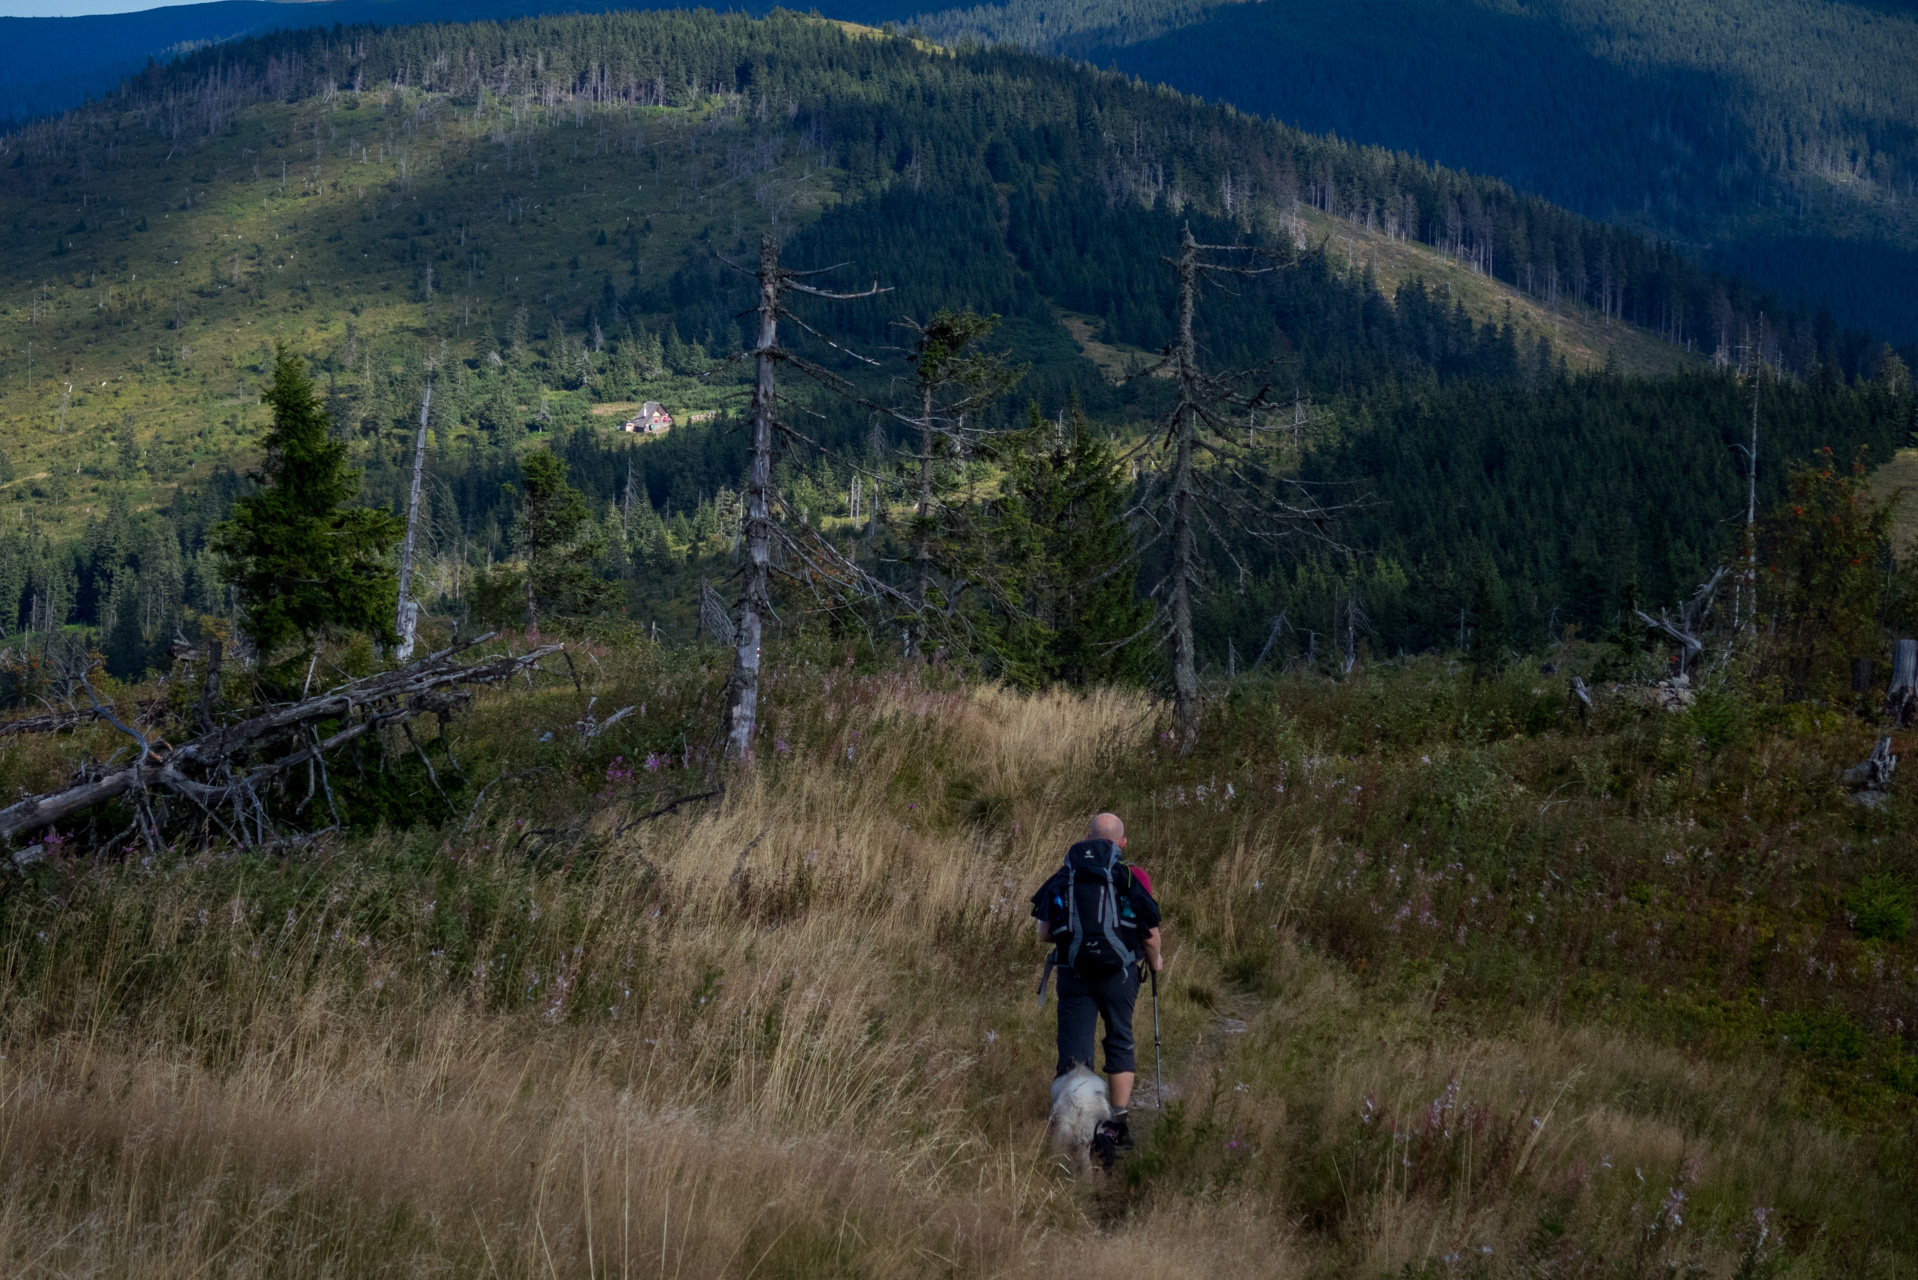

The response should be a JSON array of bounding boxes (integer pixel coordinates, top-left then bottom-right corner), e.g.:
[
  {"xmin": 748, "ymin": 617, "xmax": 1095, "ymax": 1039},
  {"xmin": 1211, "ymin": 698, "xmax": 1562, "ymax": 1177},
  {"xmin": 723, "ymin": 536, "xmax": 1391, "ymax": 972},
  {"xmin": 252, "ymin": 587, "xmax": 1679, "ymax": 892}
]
[
  {"xmin": 1055, "ymin": 206, "xmax": 1698, "ymax": 383},
  {"xmin": 0, "ymin": 85, "xmax": 815, "ymax": 534},
  {"xmin": 1292, "ymin": 205, "xmax": 1699, "ymax": 379},
  {"xmin": 1, "ymin": 631, "xmax": 1913, "ymax": 1275},
  {"xmin": 1873, "ymin": 448, "xmax": 1918, "ymax": 561}
]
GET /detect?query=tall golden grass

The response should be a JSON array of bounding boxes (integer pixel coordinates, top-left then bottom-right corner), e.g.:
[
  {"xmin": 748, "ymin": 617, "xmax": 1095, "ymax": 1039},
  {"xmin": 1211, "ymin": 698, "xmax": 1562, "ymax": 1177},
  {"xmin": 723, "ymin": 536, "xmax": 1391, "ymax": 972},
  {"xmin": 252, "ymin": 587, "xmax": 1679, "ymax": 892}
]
[{"xmin": 0, "ymin": 646, "xmax": 1906, "ymax": 1276}]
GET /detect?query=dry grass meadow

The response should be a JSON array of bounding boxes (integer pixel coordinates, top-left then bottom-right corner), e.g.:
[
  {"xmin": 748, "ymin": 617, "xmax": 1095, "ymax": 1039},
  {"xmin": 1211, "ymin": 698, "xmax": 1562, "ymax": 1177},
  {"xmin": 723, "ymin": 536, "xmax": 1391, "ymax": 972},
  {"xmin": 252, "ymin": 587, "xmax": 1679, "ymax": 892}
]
[{"xmin": 1, "ymin": 634, "xmax": 1913, "ymax": 1277}]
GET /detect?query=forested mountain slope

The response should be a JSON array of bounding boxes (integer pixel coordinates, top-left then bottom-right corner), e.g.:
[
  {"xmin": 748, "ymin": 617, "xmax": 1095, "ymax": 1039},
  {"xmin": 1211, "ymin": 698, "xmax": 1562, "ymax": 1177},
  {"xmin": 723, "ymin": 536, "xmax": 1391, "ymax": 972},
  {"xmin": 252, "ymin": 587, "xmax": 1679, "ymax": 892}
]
[
  {"xmin": 11, "ymin": 0, "xmax": 1917, "ymax": 348},
  {"xmin": 906, "ymin": 0, "xmax": 1918, "ymax": 345},
  {"xmin": 0, "ymin": 9, "xmax": 1906, "ymax": 671},
  {"xmin": 0, "ymin": 0, "xmax": 919, "ymax": 122}
]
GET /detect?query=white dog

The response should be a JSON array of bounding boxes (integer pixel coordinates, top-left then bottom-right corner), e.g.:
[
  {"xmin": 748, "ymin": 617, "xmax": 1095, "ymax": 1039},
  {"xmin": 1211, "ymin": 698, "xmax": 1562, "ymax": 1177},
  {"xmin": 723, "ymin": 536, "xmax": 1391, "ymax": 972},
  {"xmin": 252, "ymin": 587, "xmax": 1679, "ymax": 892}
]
[{"xmin": 1048, "ymin": 1064, "xmax": 1111, "ymax": 1171}]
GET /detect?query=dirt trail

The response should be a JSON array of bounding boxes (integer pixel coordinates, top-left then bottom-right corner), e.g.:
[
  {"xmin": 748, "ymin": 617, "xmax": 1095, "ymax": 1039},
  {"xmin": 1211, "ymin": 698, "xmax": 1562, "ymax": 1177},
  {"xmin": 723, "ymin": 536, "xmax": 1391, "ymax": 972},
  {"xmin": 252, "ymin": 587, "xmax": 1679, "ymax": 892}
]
[{"xmin": 1126, "ymin": 988, "xmax": 1260, "ymax": 1139}]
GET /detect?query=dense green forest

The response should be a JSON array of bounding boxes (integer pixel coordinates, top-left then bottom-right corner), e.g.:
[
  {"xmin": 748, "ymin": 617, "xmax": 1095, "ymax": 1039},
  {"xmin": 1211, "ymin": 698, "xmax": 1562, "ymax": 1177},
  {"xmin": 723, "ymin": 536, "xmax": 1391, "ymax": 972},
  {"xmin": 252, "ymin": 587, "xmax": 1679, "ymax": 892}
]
[
  {"xmin": 905, "ymin": 0, "xmax": 1918, "ymax": 345},
  {"xmin": 0, "ymin": 9, "xmax": 1910, "ymax": 685}
]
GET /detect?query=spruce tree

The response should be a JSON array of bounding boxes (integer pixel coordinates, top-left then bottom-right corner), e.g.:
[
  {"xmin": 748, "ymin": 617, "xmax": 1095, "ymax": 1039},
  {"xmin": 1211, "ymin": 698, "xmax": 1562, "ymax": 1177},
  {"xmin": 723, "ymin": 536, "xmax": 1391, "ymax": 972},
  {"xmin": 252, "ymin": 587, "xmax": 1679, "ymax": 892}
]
[
  {"xmin": 1045, "ymin": 404, "xmax": 1153, "ymax": 687},
  {"xmin": 103, "ymin": 570, "xmax": 147, "ymax": 680},
  {"xmin": 516, "ymin": 449, "xmax": 610, "ymax": 628},
  {"xmin": 212, "ymin": 347, "xmax": 402, "ymax": 661},
  {"xmin": 1467, "ymin": 555, "xmax": 1511, "ymax": 681},
  {"xmin": 983, "ymin": 402, "xmax": 1152, "ymax": 687}
]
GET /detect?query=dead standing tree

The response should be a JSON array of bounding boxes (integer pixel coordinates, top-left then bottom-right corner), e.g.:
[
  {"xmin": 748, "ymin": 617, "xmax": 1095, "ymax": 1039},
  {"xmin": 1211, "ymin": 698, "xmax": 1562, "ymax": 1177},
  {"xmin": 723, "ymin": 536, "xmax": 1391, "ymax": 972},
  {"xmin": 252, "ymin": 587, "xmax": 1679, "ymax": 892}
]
[
  {"xmin": 716, "ymin": 233, "xmax": 898, "ymax": 763},
  {"xmin": 394, "ymin": 382, "xmax": 431, "ymax": 660},
  {"xmin": 1136, "ymin": 224, "xmax": 1343, "ymax": 748}
]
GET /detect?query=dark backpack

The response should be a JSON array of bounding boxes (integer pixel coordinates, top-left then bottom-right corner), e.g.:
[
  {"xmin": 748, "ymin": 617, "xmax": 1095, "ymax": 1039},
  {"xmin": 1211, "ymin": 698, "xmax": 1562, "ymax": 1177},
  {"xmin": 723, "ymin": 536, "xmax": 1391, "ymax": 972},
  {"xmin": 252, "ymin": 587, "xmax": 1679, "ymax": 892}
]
[{"xmin": 1047, "ymin": 840, "xmax": 1139, "ymax": 979}]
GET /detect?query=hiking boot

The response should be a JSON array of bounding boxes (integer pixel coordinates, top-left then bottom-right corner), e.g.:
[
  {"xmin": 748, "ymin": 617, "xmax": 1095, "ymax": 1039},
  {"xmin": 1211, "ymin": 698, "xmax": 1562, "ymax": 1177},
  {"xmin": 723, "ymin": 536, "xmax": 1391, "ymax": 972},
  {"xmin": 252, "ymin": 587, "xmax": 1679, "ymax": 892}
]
[{"xmin": 1091, "ymin": 1121, "xmax": 1121, "ymax": 1171}]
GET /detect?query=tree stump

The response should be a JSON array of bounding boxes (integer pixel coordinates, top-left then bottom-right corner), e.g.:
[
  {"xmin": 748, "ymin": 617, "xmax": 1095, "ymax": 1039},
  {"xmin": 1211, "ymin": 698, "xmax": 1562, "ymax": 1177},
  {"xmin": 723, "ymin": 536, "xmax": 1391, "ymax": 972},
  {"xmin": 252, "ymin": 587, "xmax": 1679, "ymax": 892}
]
[
  {"xmin": 1888, "ymin": 639, "xmax": 1918, "ymax": 728},
  {"xmin": 1842, "ymin": 736, "xmax": 1897, "ymax": 807}
]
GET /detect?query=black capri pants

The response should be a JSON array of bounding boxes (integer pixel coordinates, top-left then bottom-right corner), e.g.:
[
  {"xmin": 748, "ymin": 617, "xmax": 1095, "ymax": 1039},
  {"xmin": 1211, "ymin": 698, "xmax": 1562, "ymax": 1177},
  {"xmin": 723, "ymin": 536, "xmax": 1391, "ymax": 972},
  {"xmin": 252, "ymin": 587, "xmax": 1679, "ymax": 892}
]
[{"xmin": 1054, "ymin": 962, "xmax": 1141, "ymax": 1076}]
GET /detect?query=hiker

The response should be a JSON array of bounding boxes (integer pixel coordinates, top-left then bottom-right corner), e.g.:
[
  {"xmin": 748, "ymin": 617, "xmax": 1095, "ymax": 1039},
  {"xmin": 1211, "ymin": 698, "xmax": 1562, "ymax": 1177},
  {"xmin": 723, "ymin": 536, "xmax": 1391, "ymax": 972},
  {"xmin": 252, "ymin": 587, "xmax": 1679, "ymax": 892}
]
[{"xmin": 1033, "ymin": 811, "xmax": 1163, "ymax": 1159}]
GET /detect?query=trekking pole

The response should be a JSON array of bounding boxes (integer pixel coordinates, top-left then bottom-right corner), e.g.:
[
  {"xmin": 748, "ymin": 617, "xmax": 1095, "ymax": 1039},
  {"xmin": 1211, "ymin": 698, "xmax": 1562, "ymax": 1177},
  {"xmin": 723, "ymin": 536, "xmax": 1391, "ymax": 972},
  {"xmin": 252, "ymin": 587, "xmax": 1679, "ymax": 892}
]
[{"xmin": 1150, "ymin": 964, "xmax": 1164, "ymax": 1110}]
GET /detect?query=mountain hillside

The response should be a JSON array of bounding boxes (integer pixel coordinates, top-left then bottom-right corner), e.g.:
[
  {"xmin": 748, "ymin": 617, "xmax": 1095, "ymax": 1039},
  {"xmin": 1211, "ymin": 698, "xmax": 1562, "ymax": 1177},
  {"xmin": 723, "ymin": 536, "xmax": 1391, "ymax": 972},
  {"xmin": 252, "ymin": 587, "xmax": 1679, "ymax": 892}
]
[
  {"xmin": 11, "ymin": 0, "xmax": 1918, "ymax": 348},
  {"xmin": 0, "ymin": 0, "xmax": 739, "ymax": 120},
  {"xmin": 906, "ymin": 0, "xmax": 1918, "ymax": 346},
  {"xmin": 0, "ymin": 9, "xmax": 1905, "ymax": 666}
]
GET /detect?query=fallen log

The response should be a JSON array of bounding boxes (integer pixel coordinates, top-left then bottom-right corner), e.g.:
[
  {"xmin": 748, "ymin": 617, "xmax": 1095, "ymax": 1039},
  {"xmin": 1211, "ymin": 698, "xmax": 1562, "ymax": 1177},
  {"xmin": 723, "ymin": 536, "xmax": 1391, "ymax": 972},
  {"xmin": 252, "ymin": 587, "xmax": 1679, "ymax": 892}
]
[
  {"xmin": 0, "ymin": 635, "xmax": 559, "ymax": 846},
  {"xmin": 0, "ymin": 699, "xmax": 168, "ymax": 738},
  {"xmin": 0, "ymin": 707, "xmax": 111, "ymax": 737}
]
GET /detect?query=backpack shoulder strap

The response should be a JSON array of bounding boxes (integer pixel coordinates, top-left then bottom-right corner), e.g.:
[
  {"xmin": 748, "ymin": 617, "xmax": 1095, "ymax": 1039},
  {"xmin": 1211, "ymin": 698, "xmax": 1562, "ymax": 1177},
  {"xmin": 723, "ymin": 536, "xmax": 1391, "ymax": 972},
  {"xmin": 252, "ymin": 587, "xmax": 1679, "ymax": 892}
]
[{"xmin": 1063, "ymin": 862, "xmax": 1083, "ymax": 970}]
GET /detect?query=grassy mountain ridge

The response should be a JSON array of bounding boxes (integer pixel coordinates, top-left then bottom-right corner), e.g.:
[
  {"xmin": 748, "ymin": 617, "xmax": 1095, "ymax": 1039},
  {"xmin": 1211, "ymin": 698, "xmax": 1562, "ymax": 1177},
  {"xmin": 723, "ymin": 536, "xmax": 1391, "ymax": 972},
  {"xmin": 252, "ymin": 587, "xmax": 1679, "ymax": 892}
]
[{"xmin": 1289, "ymin": 203, "xmax": 1692, "ymax": 378}]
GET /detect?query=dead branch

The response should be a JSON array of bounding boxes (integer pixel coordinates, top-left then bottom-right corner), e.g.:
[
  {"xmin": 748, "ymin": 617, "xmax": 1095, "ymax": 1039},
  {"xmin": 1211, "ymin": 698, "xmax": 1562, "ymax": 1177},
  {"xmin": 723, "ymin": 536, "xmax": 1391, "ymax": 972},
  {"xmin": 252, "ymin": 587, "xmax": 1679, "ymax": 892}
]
[
  {"xmin": 0, "ymin": 707, "xmax": 111, "ymax": 738},
  {"xmin": 0, "ymin": 636, "xmax": 558, "ymax": 846},
  {"xmin": 1633, "ymin": 566, "xmax": 1730, "ymax": 678},
  {"xmin": 612, "ymin": 787, "xmax": 725, "ymax": 837}
]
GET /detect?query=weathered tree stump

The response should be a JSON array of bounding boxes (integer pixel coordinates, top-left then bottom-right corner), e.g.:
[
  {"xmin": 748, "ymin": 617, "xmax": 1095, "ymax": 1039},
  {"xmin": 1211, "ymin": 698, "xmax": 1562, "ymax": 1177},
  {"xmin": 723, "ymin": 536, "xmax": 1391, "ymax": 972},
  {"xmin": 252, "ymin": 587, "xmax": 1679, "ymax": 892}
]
[
  {"xmin": 1842, "ymin": 736, "xmax": 1897, "ymax": 807},
  {"xmin": 1887, "ymin": 639, "xmax": 1918, "ymax": 728}
]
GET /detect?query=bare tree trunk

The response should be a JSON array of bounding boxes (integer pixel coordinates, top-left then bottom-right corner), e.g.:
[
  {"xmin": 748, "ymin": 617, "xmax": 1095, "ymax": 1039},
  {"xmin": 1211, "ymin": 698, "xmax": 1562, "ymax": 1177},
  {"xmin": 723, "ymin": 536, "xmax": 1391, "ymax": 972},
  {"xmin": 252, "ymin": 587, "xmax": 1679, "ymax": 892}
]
[
  {"xmin": 729, "ymin": 234, "xmax": 779, "ymax": 763},
  {"xmin": 707, "ymin": 234, "xmax": 889, "ymax": 762},
  {"xmin": 1746, "ymin": 372, "xmax": 1758, "ymax": 558},
  {"xmin": 1168, "ymin": 227, "xmax": 1201, "ymax": 747},
  {"xmin": 1888, "ymin": 637, "xmax": 1918, "ymax": 727},
  {"xmin": 395, "ymin": 384, "xmax": 431, "ymax": 660},
  {"xmin": 1733, "ymin": 371, "xmax": 1758, "ymax": 634},
  {"xmin": 915, "ymin": 383, "xmax": 933, "ymax": 610}
]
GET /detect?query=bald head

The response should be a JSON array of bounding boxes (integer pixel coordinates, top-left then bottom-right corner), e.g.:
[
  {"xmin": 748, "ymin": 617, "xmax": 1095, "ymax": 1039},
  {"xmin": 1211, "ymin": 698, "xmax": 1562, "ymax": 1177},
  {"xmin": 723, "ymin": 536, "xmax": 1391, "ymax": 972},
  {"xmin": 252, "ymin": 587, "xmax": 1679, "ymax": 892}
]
[{"xmin": 1088, "ymin": 812, "xmax": 1126, "ymax": 844}]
